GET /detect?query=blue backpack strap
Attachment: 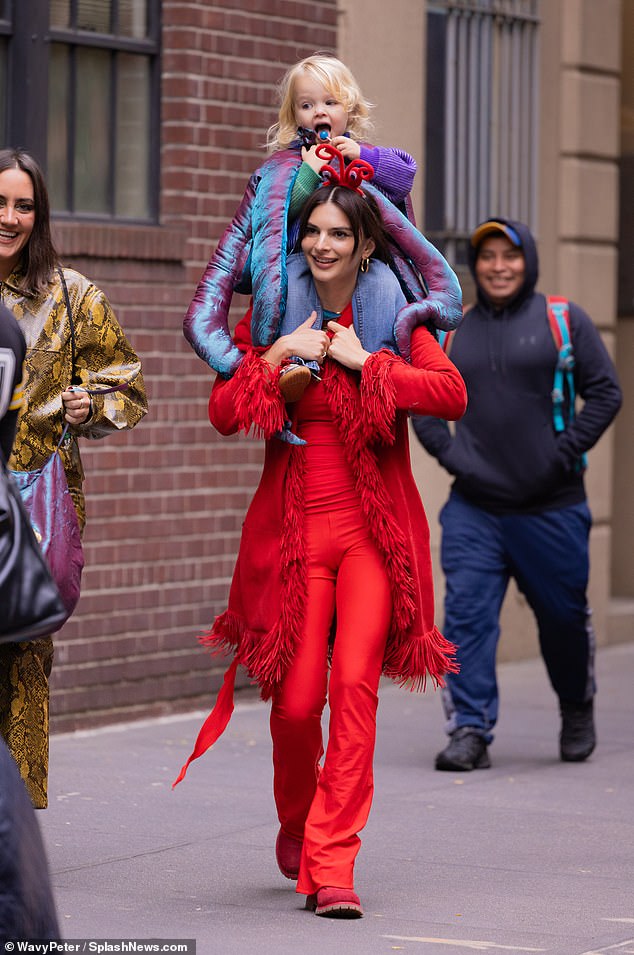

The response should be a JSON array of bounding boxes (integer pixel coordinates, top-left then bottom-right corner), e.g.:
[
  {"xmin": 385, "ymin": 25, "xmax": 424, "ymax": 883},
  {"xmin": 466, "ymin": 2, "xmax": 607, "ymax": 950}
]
[
  {"xmin": 546, "ymin": 295, "xmax": 587, "ymax": 470},
  {"xmin": 546, "ymin": 295, "xmax": 575, "ymax": 433}
]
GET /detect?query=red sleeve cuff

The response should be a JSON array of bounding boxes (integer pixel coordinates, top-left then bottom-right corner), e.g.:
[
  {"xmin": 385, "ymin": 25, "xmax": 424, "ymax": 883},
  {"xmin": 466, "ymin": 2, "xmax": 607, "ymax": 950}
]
[
  {"xmin": 233, "ymin": 348, "xmax": 286, "ymax": 438},
  {"xmin": 359, "ymin": 349, "xmax": 401, "ymax": 445}
]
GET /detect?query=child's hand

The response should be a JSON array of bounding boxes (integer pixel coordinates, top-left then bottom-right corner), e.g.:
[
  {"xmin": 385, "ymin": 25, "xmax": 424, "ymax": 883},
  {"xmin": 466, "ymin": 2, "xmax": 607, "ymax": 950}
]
[
  {"xmin": 326, "ymin": 320, "xmax": 370, "ymax": 371},
  {"xmin": 330, "ymin": 137, "xmax": 361, "ymax": 161},
  {"xmin": 301, "ymin": 145, "xmax": 328, "ymax": 174}
]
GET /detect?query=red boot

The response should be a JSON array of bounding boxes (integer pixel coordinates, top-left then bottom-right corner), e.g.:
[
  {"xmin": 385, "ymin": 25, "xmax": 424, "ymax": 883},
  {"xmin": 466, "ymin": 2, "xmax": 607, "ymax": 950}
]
[
  {"xmin": 305, "ymin": 887, "xmax": 363, "ymax": 919},
  {"xmin": 275, "ymin": 828, "xmax": 303, "ymax": 880}
]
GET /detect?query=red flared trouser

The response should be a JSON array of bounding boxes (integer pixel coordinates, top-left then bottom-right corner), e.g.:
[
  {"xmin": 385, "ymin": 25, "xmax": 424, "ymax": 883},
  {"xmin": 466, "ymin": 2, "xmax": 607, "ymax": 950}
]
[{"xmin": 270, "ymin": 505, "xmax": 393, "ymax": 895}]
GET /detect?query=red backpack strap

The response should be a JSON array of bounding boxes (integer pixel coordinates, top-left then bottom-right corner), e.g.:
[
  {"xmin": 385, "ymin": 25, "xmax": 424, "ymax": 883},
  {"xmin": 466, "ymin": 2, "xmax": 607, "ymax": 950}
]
[
  {"xmin": 437, "ymin": 330, "xmax": 452, "ymax": 353},
  {"xmin": 546, "ymin": 295, "xmax": 570, "ymax": 349}
]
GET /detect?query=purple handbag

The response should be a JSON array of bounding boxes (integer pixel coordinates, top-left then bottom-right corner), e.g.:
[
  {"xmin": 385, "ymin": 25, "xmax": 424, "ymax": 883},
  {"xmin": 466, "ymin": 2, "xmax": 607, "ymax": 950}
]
[
  {"xmin": 10, "ymin": 430, "xmax": 84, "ymax": 615},
  {"xmin": 8, "ymin": 268, "xmax": 129, "ymax": 619},
  {"xmin": 1, "ymin": 457, "xmax": 69, "ymax": 643},
  {"xmin": 8, "ymin": 269, "xmax": 86, "ymax": 617}
]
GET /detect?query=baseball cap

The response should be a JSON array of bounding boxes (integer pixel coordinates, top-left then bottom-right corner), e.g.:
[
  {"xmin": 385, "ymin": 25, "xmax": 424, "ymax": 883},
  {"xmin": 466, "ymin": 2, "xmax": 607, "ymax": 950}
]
[{"xmin": 470, "ymin": 220, "xmax": 521, "ymax": 248}]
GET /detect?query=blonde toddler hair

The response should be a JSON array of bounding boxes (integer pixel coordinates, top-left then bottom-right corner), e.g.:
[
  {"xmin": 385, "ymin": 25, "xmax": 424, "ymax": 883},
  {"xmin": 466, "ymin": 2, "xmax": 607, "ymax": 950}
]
[{"xmin": 267, "ymin": 52, "xmax": 374, "ymax": 151}]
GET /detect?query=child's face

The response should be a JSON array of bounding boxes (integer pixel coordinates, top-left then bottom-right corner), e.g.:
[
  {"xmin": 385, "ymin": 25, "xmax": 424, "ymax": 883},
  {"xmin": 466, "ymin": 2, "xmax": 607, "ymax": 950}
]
[{"xmin": 293, "ymin": 75, "xmax": 348, "ymax": 140}]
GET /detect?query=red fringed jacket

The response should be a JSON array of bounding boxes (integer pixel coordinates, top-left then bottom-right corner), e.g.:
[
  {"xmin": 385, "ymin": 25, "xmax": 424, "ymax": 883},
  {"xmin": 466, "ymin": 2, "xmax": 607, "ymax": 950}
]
[{"xmin": 206, "ymin": 314, "xmax": 467, "ymax": 699}]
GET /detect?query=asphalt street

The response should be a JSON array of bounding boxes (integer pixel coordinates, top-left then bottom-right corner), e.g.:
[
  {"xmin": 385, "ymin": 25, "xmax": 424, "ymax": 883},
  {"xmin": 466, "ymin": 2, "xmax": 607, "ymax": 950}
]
[{"xmin": 37, "ymin": 642, "xmax": 634, "ymax": 955}]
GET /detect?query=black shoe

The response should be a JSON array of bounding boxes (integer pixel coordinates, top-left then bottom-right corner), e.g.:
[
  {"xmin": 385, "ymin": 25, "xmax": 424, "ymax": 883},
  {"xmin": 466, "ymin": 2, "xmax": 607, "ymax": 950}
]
[
  {"xmin": 435, "ymin": 727, "xmax": 491, "ymax": 771},
  {"xmin": 560, "ymin": 699, "xmax": 596, "ymax": 762}
]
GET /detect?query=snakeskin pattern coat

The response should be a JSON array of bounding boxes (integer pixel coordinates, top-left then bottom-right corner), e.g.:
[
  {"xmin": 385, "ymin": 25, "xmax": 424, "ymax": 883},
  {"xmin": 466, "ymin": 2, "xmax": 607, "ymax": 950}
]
[{"xmin": 2, "ymin": 265, "xmax": 147, "ymax": 527}]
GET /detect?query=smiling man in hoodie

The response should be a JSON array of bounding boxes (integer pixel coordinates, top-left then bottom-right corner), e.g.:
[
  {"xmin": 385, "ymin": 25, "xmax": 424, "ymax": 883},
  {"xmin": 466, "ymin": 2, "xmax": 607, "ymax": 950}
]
[{"xmin": 413, "ymin": 218, "xmax": 622, "ymax": 772}]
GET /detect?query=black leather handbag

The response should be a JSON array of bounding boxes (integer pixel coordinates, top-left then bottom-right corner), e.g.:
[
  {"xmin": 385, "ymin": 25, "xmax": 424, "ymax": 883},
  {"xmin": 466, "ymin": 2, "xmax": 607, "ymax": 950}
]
[{"xmin": 0, "ymin": 457, "xmax": 69, "ymax": 644}]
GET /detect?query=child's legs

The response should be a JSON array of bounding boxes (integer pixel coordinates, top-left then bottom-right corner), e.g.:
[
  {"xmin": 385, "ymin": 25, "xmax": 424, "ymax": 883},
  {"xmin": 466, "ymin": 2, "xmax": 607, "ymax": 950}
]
[{"xmin": 297, "ymin": 510, "xmax": 392, "ymax": 895}]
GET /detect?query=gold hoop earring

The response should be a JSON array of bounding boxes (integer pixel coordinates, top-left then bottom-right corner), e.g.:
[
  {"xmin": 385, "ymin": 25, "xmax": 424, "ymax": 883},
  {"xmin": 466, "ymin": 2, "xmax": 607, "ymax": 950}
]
[{"xmin": 360, "ymin": 257, "xmax": 370, "ymax": 273}]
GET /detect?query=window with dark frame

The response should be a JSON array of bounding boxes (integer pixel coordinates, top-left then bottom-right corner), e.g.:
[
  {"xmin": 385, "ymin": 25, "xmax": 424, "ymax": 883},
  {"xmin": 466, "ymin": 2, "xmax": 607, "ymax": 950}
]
[
  {"xmin": 2, "ymin": 0, "xmax": 160, "ymax": 222},
  {"xmin": 425, "ymin": 0, "xmax": 540, "ymax": 267}
]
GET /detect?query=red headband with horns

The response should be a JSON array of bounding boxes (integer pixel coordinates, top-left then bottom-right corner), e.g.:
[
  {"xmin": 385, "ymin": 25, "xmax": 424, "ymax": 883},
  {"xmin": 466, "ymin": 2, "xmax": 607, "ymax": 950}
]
[{"xmin": 315, "ymin": 142, "xmax": 374, "ymax": 194}]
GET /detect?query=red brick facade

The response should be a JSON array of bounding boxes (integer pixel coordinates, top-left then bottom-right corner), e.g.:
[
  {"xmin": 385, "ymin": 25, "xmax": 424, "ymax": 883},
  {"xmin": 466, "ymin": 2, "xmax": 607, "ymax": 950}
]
[{"xmin": 50, "ymin": 1, "xmax": 338, "ymax": 731}]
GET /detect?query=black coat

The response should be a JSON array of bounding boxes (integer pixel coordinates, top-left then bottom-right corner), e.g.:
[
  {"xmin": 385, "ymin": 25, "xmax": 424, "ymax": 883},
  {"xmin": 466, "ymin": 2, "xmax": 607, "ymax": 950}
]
[{"xmin": 0, "ymin": 739, "xmax": 59, "ymax": 940}]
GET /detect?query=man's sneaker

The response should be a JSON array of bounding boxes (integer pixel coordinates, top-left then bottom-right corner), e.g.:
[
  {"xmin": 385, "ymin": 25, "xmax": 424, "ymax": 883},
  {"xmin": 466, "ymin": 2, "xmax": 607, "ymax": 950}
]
[
  {"xmin": 435, "ymin": 726, "xmax": 491, "ymax": 771},
  {"xmin": 560, "ymin": 699, "xmax": 596, "ymax": 762}
]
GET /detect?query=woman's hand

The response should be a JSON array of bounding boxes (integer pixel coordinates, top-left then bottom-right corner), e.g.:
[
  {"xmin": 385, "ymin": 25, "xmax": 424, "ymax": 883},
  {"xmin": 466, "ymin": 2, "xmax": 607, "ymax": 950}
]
[
  {"xmin": 262, "ymin": 313, "xmax": 330, "ymax": 368},
  {"xmin": 61, "ymin": 388, "xmax": 92, "ymax": 426},
  {"xmin": 326, "ymin": 320, "xmax": 370, "ymax": 371}
]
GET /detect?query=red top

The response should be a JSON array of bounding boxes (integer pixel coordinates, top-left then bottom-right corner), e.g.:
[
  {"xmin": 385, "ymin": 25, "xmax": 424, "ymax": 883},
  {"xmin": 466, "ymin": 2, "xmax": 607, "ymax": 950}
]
[{"xmin": 298, "ymin": 303, "xmax": 358, "ymax": 512}]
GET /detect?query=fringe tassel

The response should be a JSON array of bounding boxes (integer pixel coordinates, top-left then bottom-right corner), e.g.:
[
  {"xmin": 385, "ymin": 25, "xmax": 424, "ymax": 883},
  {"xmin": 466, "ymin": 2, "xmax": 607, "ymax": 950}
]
[
  {"xmin": 325, "ymin": 366, "xmax": 417, "ymax": 635},
  {"xmin": 359, "ymin": 350, "xmax": 400, "ymax": 446},
  {"xmin": 198, "ymin": 453, "xmax": 307, "ymax": 700},
  {"xmin": 383, "ymin": 625, "xmax": 459, "ymax": 691},
  {"xmin": 234, "ymin": 349, "xmax": 286, "ymax": 438},
  {"xmin": 199, "ymin": 610, "xmax": 243, "ymax": 656},
  {"xmin": 240, "ymin": 447, "xmax": 308, "ymax": 698},
  {"xmin": 238, "ymin": 622, "xmax": 291, "ymax": 699}
]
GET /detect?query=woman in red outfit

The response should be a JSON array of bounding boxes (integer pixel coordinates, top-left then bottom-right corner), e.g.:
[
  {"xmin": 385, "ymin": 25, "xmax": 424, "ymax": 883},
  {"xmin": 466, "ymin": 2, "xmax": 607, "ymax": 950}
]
[{"xmin": 176, "ymin": 183, "xmax": 467, "ymax": 918}]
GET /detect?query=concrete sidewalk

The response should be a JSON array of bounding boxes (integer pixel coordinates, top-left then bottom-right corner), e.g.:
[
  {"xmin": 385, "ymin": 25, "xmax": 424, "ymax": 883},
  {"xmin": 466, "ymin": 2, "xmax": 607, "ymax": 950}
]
[{"xmin": 39, "ymin": 642, "xmax": 634, "ymax": 955}]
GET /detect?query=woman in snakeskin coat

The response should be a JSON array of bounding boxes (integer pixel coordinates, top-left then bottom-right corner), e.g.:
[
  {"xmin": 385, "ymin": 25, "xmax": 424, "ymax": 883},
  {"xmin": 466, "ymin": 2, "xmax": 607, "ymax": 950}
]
[{"xmin": 0, "ymin": 148, "xmax": 147, "ymax": 808}]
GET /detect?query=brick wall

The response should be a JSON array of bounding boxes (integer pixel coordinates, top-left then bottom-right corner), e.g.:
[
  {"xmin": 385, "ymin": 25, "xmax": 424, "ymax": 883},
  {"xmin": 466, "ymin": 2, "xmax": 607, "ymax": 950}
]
[{"xmin": 49, "ymin": 0, "xmax": 338, "ymax": 731}]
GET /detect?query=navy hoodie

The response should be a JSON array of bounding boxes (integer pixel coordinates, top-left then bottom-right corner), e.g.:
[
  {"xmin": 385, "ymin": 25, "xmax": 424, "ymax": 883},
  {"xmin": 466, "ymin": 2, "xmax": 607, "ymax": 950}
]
[{"xmin": 413, "ymin": 218, "xmax": 622, "ymax": 514}]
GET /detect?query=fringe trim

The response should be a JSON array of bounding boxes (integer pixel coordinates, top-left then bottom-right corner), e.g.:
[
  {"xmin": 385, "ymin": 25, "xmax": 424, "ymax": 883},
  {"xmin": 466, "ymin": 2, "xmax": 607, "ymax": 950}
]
[
  {"xmin": 359, "ymin": 349, "xmax": 400, "ymax": 446},
  {"xmin": 199, "ymin": 450, "xmax": 307, "ymax": 700},
  {"xmin": 323, "ymin": 365, "xmax": 417, "ymax": 637},
  {"xmin": 383, "ymin": 625, "xmax": 459, "ymax": 690},
  {"xmin": 199, "ymin": 609, "xmax": 243, "ymax": 656},
  {"xmin": 233, "ymin": 348, "xmax": 286, "ymax": 438}
]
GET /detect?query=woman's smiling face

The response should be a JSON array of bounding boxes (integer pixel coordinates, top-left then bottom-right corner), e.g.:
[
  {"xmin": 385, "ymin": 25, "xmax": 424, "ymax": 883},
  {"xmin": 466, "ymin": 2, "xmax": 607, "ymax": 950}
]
[
  {"xmin": 300, "ymin": 199, "xmax": 374, "ymax": 299},
  {"xmin": 0, "ymin": 168, "xmax": 35, "ymax": 279}
]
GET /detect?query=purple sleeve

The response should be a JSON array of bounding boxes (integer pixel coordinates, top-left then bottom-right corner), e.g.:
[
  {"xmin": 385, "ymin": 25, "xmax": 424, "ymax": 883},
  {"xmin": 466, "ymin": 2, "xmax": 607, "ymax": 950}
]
[{"xmin": 359, "ymin": 145, "xmax": 417, "ymax": 204}]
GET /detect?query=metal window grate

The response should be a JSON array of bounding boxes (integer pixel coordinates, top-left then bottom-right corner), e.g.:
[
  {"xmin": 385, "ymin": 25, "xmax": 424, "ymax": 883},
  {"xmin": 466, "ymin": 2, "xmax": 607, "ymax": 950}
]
[
  {"xmin": 426, "ymin": 0, "xmax": 540, "ymax": 265},
  {"xmin": 48, "ymin": 0, "xmax": 160, "ymax": 220}
]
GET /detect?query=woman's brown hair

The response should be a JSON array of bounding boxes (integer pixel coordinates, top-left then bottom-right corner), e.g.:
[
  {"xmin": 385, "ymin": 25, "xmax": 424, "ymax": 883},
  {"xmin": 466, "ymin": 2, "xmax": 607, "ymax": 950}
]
[{"xmin": 0, "ymin": 148, "xmax": 58, "ymax": 295}]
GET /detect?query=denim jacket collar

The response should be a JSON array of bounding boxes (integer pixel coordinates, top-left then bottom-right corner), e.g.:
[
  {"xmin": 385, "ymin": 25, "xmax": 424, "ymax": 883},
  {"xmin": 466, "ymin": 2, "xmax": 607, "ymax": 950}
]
[{"xmin": 280, "ymin": 253, "xmax": 406, "ymax": 356}]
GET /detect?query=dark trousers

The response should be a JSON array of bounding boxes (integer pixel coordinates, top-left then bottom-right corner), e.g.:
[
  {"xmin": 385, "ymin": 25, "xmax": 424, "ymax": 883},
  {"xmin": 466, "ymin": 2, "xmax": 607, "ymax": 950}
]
[{"xmin": 439, "ymin": 491, "xmax": 596, "ymax": 742}]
